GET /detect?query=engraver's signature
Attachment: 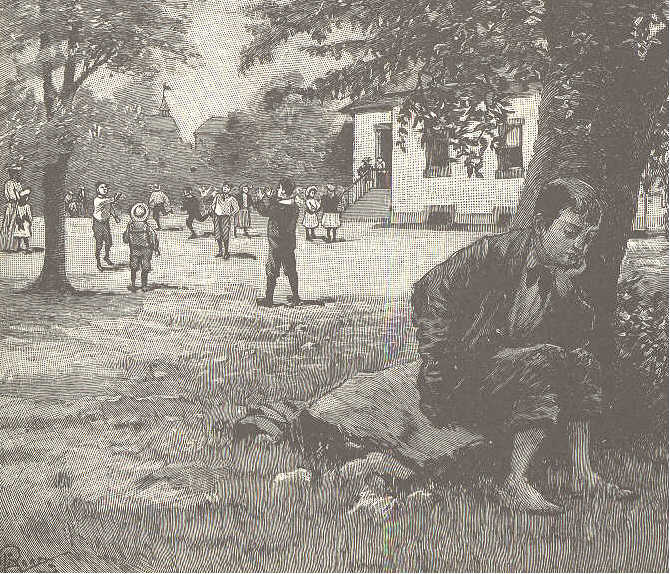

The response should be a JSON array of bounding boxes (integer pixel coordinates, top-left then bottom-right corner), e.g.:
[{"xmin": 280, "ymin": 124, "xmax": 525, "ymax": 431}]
[{"xmin": 0, "ymin": 545, "xmax": 70, "ymax": 573}]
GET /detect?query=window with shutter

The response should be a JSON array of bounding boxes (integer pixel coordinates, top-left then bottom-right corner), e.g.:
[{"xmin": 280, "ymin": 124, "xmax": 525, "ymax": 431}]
[
  {"xmin": 424, "ymin": 131, "xmax": 453, "ymax": 178},
  {"xmin": 495, "ymin": 118, "xmax": 524, "ymax": 179}
]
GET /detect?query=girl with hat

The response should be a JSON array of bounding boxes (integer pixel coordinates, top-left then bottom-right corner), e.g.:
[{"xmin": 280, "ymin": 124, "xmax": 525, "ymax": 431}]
[
  {"xmin": 1, "ymin": 163, "xmax": 23, "ymax": 252},
  {"xmin": 122, "ymin": 202, "xmax": 160, "ymax": 291},
  {"xmin": 320, "ymin": 183, "xmax": 342, "ymax": 242},
  {"xmin": 13, "ymin": 187, "xmax": 33, "ymax": 253},
  {"xmin": 301, "ymin": 186, "xmax": 321, "ymax": 241}
]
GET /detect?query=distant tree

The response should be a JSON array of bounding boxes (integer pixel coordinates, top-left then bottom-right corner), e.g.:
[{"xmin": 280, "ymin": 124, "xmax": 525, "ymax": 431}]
[
  {"xmin": 64, "ymin": 83, "xmax": 211, "ymax": 211},
  {"xmin": 199, "ymin": 73, "xmax": 352, "ymax": 186},
  {"xmin": 0, "ymin": 0, "xmax": 196, "ymax": 292},
  {"xmin": 241, "ymin": 0, "xmax": 668, "ymax": 374}
]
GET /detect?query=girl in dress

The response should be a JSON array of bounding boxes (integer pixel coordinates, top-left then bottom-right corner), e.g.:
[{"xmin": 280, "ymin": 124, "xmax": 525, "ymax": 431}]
[
  {"xmin": 320, "ymin": 184, "xmax": 342, "ymax": 242},
  {"xmin": 301, "ymin": 186, "xmax": 321, "ymax": 240},
  {"xmin": 13, "ymin": 187, "xmax": 33, "ymax": 253}
]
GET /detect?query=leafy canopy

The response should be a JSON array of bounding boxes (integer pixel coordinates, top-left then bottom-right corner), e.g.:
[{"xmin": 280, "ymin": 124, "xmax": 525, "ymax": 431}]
[
  {"xmin": 0, "ymin": 0, "xmax": 196, "ymax": 162},
  {"xmin": 241, "ymin": 0, "xmax": 668, "ymax": 180}
]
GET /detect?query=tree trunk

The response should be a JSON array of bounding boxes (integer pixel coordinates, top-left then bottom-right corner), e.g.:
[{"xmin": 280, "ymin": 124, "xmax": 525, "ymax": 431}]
[
  {"xmin": 30, "ymin": 155, "xmax": 75, "ymax": 293},
  {"xmin": 512, "ymin": 24, "xmax": 668, "ymax": 390}
]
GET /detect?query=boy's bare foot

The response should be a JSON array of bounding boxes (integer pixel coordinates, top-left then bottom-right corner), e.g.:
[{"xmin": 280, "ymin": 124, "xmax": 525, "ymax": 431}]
[
  {"xmin": 104, "ymin": 257, "xmax": 113, "ymax": 266},
  {"xmin": 215, "ymin": 252, "xmax": 223, "ymax": 258},
  {"xmin": 256, "ymin": 298, "xmax": 275, "ymax": 307},
  {"xmin": 499, "ymin": 476, "xmax": 562, "ymax": 514},
  {"xmin": 570, "ymin": 473, "xmax": 634, "ymax": 500},
  {"xmin": 127, "ymin": 285, "xmax": 138, "ymax": 292}
]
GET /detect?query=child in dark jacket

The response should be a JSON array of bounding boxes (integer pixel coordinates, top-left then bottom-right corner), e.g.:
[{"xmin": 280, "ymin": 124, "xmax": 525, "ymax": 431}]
[{"xmin": 123, "ymin": 202, "xmax": 160, "ymax": 291}]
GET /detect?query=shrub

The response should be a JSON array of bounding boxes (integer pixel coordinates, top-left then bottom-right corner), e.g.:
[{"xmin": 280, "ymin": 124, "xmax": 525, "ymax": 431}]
[{"xmin": 613, "ymin": 273, "xmax": 669, "ymax": 438}]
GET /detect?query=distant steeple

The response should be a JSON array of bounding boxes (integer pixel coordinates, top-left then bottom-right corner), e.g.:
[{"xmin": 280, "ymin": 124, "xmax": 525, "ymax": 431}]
[{"xmin": 159, "ymin": 84, "xmax": 172, "ymax": 118}]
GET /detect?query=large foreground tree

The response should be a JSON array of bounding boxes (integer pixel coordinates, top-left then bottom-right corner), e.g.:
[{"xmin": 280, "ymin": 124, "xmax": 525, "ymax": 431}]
[
  {"xmin": 241, "ymin": 0, "xmax": 668, "ymax": 377},
  {"xmin": 0, "ymin": 0, "xmax": 195, "ymax": 292}
]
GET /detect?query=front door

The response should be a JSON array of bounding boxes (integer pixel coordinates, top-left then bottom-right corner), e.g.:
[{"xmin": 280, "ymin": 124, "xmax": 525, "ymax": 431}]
[{"xmin": 374, "ymin": 124, "xmax": 392, "ymax": 188}]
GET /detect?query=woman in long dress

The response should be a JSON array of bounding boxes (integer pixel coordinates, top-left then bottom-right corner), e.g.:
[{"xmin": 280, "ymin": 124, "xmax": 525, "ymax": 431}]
[
  {"xmin": 301, "ymin": 186, "xmax": 321, "ymax": 240},
  {"xmin": 1, "ymin": 165, "xmax": 22, "ymax": 252}
]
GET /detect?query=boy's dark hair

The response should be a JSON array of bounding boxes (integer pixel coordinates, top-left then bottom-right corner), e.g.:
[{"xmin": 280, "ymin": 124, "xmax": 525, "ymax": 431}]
[
  {"xmin": 279, "ymin": 176, "xmax": 296, "ymax": 194},
  {"xmin": 94, "ymin": 181, "xmax": 107, "ymax": 192},
  {"xmin": 534, "ymin": 178, "xmax": 603, "ymax": 226},
  {"xmin": 184, "ymin": 186, "xmax": 192, "ymax": 192},
  {"xmin": 221, "ymin": 182, "xmax": 231, "ymax": 189}
]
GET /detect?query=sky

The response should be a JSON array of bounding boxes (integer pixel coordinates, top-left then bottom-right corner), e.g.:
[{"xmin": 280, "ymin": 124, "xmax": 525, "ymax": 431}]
[{"xmin": 142, "ymin": 0, "xmax": 344, "ymax": 142}]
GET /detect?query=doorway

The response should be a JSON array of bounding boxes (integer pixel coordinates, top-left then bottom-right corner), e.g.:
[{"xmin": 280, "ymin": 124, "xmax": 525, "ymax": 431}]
[{"xmin": 374, "ymin": 123, "xmax": 392, "ymax": 188}]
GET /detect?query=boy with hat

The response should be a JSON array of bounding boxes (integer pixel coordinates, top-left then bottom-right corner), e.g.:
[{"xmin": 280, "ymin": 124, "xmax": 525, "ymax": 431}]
[
  {"xmin": 211, "ymin": 182, "xmax": 240, "ymax": 259},
  {"xmin": 13, "ymin": 187, "xmax": 33, "ymax": 253},
  {"xmin": 123, "ymin": 202, "xmax": 160, "ymax": 292}
]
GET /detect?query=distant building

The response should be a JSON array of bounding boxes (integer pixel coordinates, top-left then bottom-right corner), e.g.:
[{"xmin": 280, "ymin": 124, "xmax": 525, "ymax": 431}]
[
  {"xmin": 194, "ymin": 117, "xmax": 228, "ymax": 152},
  {"xmin": 343, "ymin": 86, "xmax": 665, "ymax": 230},
  {"xmin": 145, "ymin": 86, "xmax": 180, "ymax": 139}
]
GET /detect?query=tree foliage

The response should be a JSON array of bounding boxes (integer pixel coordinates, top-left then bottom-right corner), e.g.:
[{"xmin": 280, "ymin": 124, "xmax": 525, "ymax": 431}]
[
  {"xmin": 197, "ymin": 73, "xmax": 352, "ymax": 187},
  {"xmin": 241, "ymin": 0, "xmax": 668, "ymax": 177}
]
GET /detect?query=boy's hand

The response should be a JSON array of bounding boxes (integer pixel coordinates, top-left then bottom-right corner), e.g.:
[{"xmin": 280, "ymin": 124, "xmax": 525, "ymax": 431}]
[{"xmin": 114, "ymin": 216, "xmax": 121, "ymax": 223}]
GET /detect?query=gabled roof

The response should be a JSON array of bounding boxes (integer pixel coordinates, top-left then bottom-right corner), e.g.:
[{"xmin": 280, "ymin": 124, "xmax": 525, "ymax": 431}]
[
  {"xmin": 145, "ymin": 115, "xmax": 179, "ymax": 133},
  {"xmin": 194, "ymin": 116, "xmax": 228, "ymax": 135},
  {"xmin": 340, "ymin": 75, "xmax": 542, "ymax": 115}
]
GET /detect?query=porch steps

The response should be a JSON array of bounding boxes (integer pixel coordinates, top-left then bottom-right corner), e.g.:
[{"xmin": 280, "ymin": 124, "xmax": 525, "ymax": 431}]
[{"xmin": 341, "ymin": 188, "xmax": 391, "ymax": 221}]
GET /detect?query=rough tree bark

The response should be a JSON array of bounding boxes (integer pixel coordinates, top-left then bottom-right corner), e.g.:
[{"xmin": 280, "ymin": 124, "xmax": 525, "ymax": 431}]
[
  {"xmin": 29, "ymin": 23, "xmax": 78, "ymax": 293},
  {"xmin": 512, "ymin": 16, "xmax": 668, "ymax": 392},
  {"xmin": 31, "ymin": 155, "xmax": 74, "ymax": 292}
]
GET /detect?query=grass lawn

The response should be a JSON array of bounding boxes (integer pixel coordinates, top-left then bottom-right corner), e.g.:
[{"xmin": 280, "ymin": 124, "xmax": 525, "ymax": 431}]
[{"xmin": 0, "ymin": 214, "xmax": 666, "ymax": 572}]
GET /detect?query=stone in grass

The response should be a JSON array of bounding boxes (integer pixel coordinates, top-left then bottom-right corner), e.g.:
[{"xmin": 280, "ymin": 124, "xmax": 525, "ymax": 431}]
[
  {"xmin": 339, "ymin": 451, "xmax": 415, "ymax": 488},
  {"xmin": 348, "ymin": 486, "xmax": 399, "ymax": 521},
  {"xmin": 272, "ymin": 468, "xmax": 312, "ymax": 492},
  {"xmin": 405, "ymin": 489, "xmax": 436, "ymax": 508}
]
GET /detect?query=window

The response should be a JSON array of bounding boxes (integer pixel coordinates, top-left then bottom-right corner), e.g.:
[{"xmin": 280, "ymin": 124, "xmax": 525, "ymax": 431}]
[
  {"xmin": 424, "ymin": 130, "xmax": 453, "ymax": 178},
  {"xmin": 496, "ymin": 118, "xmax": 524, "ymax": 179}
]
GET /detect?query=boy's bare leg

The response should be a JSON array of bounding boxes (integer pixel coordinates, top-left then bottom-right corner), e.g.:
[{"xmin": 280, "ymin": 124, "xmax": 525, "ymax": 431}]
[
  {"xmin": 569, "ymin": 420, "xmax": 633, "ymax": 498},
  {"xmin": 500, "ymin": 426, "xmax": 561, "ymax": 513}
]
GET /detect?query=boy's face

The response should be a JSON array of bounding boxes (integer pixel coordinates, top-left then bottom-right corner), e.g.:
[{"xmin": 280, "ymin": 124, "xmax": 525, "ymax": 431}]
[{"xmin": 537, "ymin": 207, "xmax": 600, "ymax": 269}]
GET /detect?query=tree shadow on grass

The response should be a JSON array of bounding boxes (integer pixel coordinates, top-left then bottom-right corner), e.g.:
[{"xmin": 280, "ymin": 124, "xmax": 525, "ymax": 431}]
[{"xmin": 228, "ymin": 252, "xmax": 257, "ymax": 260}]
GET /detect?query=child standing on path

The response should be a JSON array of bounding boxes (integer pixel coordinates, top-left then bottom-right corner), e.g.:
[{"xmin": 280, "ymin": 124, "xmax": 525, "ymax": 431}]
[
  {"xmin": 211, "ymin": 183, "xmax": 240, "ymax": 259},
  {"xmin": 321, "ymin": 183, "xmax": 342, "ymax": 242},
  {"xmin": 123, "ymin": 202, "xmax": 160, "ymax": 292},
  {"xmin": 235, "ymin": 183, "xmax": 253, "ymax": 238},
  {"xmin": 13, "ymin": 188, "xmax": 33, "ymax": 253},
  {"xmin": 300, "ymin": 186, "xmax": 321, "ymax": 240}
]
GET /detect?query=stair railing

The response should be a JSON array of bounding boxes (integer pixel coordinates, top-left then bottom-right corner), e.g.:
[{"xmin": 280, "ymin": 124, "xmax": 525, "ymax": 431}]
[
  {"xmin": 339, "ymin": 167, "xmax": 392, "ymax": 211},
  {"xmin": 339, "ymin": 172, "xmax": 372, "ymax": 211}
]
